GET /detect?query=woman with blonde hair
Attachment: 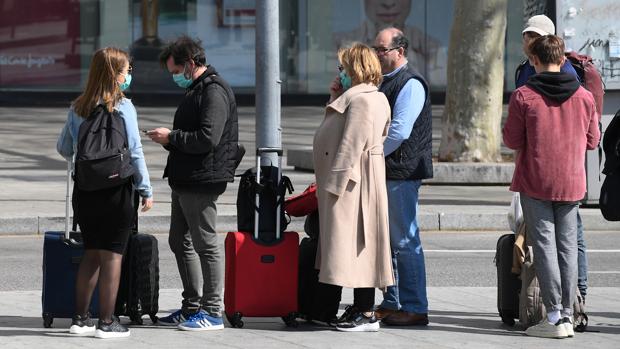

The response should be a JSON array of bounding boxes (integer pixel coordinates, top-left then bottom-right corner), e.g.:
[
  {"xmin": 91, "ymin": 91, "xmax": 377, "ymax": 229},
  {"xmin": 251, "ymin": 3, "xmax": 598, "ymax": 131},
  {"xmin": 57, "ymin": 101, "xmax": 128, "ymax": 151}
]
[
  {"xmin": 312, "ymin": 42, "xmax": 393, "ymax": 332},
  {"xmin": 57, "ymin": 47, "xmax": 153, "ymax": 339}
]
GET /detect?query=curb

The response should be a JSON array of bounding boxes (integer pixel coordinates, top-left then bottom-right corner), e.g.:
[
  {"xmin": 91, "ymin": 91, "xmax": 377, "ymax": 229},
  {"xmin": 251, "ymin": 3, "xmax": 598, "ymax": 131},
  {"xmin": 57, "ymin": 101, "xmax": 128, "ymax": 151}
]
[{"xmin": 2, "ymin": 208, "xmax": 619, "ymax": 235}]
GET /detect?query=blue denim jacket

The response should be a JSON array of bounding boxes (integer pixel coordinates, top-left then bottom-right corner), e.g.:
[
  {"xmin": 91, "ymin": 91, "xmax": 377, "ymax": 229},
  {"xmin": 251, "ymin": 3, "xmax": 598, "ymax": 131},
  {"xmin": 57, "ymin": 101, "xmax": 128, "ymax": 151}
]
[{"xmin": 57, "ymin": 98, "xmax": 153, "ymax": 198}]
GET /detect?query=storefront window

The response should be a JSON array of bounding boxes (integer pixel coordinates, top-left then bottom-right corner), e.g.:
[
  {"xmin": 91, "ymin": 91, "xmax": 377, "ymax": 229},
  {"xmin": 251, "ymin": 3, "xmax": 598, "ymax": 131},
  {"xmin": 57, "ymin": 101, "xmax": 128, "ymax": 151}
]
[
  {"xmin": 0, "ymin": 0, "xmax": 94, "ymax": 89},
  {"xmin": 0, "ymin": 0, "xmax": 529, "ymax": 96}
]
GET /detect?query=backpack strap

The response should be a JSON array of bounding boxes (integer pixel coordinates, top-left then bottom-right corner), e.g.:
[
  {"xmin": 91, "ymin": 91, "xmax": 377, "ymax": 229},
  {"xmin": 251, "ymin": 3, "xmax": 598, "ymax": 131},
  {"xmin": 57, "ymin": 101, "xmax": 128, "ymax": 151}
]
[{"xmin": 515, "ymin": 59, "xmax": 528, "ymax": 86}]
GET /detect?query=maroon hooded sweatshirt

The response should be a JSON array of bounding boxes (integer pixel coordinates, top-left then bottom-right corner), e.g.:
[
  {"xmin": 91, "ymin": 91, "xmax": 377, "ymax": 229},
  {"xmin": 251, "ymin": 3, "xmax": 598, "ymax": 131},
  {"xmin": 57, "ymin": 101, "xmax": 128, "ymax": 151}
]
[{"xmin": 503, "ymin": 71, "xmax": 600, "ymax": 202}]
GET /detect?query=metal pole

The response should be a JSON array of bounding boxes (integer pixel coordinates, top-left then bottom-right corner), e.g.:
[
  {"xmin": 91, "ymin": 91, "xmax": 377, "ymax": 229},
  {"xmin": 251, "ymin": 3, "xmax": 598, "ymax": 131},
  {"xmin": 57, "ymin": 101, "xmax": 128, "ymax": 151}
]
[{"xmin": 255, "ymin": 0, "xmax": 281, "ymax": 167}]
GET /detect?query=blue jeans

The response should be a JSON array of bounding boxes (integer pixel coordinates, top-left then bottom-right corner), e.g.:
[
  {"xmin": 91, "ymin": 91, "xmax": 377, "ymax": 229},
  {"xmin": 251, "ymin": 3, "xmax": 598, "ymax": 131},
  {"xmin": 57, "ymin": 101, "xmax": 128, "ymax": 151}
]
[
  {"xmin": 577, "ymin": 212, "xmax": 588, "ymax": 298},
  {"xmin": 380, "ymin": 180, "xmax": 428, "ymax": 314}
]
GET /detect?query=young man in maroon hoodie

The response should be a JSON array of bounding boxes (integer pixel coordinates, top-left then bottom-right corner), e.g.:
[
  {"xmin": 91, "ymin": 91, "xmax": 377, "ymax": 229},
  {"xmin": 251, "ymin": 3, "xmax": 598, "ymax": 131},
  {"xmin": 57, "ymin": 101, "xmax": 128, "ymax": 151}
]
[{"xmin": 503, "ymin": 35, "xmax": 600, "ymax": 339}]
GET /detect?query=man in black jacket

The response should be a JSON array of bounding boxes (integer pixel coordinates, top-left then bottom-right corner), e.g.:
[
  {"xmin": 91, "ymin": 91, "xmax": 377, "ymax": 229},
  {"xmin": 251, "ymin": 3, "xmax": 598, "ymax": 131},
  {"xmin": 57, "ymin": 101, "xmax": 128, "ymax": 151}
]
[{"xmin": 147, "ymin": 35, "xmax": 239, "ymax": 331}]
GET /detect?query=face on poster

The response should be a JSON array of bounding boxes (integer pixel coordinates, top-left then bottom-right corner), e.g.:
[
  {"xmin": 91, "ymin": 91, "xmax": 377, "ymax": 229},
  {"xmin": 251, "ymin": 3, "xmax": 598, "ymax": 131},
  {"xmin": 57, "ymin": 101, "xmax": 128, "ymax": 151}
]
[{"xmin": 332, "ymin": 0, "xmax": 450, "ymax": 87}]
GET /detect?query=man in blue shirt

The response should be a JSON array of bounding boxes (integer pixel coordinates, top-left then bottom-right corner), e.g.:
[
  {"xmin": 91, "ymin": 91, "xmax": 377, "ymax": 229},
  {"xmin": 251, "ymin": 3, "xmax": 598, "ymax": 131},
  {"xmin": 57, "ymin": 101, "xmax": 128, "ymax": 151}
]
[
  {"xmin": 373, "ymin": 27, "xmax": 432, "ymax": 326},
  {"xmin": 515, "ymin": 15, "xmax": 589, "ymax": 302}
]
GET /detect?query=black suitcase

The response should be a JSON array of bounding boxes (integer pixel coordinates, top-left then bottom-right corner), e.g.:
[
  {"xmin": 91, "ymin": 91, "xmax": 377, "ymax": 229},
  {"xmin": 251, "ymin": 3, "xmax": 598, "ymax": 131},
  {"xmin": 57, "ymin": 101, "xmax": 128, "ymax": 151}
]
[
  {"xmin": 115, "ymin": 232, "xmax": 159, "ymax": 324},
  {"xmin": 495, "ymin": 233, "xmax": 520, "ymax": 325},
  {"xmin": 42, "ymin": 161, "xmax": 99, "ymax": 328},
  {"xmin": 114, "ymin": 193, "xmax": 160, "ymax": 324},
  {"xmin": 297, "ymin": 212, "xmax": 341, "ymax": 324}
]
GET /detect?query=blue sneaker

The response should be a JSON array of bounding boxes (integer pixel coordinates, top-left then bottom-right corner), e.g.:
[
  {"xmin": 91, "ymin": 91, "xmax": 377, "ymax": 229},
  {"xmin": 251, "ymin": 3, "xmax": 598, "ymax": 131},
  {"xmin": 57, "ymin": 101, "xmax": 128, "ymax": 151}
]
[
  {"xmin": 178, "ymin": 310, "xmax": 224, "ymax": 331},
  {"xmin": 158, "ymin": 309, "xmax": 191, "ymax": 326}
]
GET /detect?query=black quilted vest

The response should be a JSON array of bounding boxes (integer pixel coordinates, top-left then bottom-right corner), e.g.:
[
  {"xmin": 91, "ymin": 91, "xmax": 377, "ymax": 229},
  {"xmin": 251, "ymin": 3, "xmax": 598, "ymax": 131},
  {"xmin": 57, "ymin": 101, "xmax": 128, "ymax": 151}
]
[{"xmin": 379, "ymin": 65, "xmax": 433, "ymax": 180}]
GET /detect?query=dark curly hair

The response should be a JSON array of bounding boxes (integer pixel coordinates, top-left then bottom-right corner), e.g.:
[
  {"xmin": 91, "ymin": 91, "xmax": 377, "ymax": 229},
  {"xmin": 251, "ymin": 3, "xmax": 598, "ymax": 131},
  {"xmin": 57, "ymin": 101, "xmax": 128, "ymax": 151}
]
[{"xmin": 159, "ymin": 35, "xmax": 207, "ymax": 68}]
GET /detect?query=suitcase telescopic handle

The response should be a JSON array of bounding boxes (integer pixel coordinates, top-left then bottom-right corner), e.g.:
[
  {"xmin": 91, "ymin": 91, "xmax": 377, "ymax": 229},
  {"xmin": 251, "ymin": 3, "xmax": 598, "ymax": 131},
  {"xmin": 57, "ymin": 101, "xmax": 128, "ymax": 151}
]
[
  {"xmin": 254, "ymin": 147, "xmax": 283, "ymax": 241},
  {"xmin": 63, "ymin": 160, "xmax": 80, "ymax": 247},
  {"xmin": 65, "ymin": 161, "xmax": 71, "ymax": 240},
  {"xmin": 256, "ymin": 147, "xmax": 283, "ymax": 156}
]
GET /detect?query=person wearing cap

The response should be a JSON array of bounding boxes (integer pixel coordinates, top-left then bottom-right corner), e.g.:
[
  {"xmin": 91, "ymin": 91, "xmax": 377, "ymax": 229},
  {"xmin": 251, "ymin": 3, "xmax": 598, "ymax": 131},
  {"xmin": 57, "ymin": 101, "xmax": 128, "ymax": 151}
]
[
  {"xmin": 515, "ymin": 14, "xmax": 590, "ymax": 303},
  {"xmin": 515, "ymin": 14, "xmax": 579, "ymax": 88}
]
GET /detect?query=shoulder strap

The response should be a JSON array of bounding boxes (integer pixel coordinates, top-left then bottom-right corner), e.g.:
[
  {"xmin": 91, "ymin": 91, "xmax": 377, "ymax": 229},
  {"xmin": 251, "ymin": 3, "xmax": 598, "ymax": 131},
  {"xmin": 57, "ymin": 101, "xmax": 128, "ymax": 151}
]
[{"xmin": 515, "ymin": 59, "xmax": 528, "ymax": 86}]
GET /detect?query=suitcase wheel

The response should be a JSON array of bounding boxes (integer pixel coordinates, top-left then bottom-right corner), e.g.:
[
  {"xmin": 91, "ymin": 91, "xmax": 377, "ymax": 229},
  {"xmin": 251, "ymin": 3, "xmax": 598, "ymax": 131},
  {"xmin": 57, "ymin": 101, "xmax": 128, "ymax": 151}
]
[
  {"xmin": 500, "ymin": 315, "xmax": 515, "ymax": 326},
  {"xmin": 130, "ymin": 314, "xmax": 144, "ymax": 325},
  {"xmin": 227, "ymin": 312, "xmax": 244, "ymax": 328},
  {"xmin": 43, "ymin": 313, "xmax": 53, "ymax": 328},
  {"xmin": 282, "ymin": 313, "xmax": 298, "ymax": 328}
]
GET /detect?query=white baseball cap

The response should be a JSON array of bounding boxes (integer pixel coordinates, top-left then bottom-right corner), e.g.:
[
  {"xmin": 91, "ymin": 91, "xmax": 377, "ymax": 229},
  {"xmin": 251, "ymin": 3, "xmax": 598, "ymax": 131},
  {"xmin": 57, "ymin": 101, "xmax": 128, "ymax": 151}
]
[{"xmin": 522, "ymin": 15, "xmax": 555, "ymax": 36}]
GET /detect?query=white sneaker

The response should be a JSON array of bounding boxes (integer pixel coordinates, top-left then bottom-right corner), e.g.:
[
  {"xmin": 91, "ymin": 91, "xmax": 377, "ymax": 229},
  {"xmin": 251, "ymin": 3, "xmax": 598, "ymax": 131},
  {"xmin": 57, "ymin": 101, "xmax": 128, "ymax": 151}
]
[
  {"xmin": 563, "ymin": 317, "xmax": 575, "ymax": 337},
  {"xmin": 69, "ymin": 314, "xmax": 96, "ymax": 334},
  {"xmin": 336, "ymin": 312, "xmax": 380, "ymax": 332},
  {"xmin": 525, "ymin": 320, "xmax": 568, "ymax": 339},
  {"xmin": 94, "ymin": 318, "xmax": 131, "ymax": 339}
]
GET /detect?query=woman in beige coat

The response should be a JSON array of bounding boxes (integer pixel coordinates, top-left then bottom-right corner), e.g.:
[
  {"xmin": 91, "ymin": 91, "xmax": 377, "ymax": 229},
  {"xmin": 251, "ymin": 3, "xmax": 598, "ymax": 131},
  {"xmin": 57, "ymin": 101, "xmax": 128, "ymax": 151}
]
[{"xmin": 313, "ymin": 43, "xmax": 393, "ymax": 332}]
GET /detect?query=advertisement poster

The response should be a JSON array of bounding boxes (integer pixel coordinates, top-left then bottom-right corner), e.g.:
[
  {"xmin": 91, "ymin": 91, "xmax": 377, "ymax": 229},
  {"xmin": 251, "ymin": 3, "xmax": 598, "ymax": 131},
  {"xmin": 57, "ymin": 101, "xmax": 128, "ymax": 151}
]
[
  {"xmin": 556, "ymin": 0, "xmax": 620, "ymax": 89},
  {"xmin": 0, "ymin": 0, "xmax": 82, "ymax": 87},
  {"xmin": 331, "ymin": 0, "xmax": 451, "ymax": 88}
]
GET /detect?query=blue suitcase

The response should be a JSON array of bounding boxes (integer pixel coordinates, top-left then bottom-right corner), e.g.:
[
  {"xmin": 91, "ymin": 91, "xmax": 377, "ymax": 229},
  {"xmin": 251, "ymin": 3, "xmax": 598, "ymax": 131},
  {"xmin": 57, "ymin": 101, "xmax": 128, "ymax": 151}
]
[
  {"xmin": 42, "ymin": 161, "xmax": 99, "ymax": 328},
  {"xmin": 42, "ymin": 231, "xmax": 100, "ymax": 328}
]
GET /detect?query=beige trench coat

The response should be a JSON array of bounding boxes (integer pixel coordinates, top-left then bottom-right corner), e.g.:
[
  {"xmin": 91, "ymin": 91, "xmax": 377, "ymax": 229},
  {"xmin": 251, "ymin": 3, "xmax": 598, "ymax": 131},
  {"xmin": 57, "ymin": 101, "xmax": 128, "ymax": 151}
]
[{"xmin": 312, "ymin": 83, "xmax": 394, "ymax": 289}]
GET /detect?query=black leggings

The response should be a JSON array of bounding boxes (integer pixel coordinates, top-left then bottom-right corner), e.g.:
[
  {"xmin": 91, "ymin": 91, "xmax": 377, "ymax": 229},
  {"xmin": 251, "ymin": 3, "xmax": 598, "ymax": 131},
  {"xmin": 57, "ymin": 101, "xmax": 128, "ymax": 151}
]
[
  {"xmin": 351, "ymin": 288, "xmax": 375, "ymax": 312},
  {"xmin": 316, "ymin": 284, "xmax": 374, "ymax": 313}
]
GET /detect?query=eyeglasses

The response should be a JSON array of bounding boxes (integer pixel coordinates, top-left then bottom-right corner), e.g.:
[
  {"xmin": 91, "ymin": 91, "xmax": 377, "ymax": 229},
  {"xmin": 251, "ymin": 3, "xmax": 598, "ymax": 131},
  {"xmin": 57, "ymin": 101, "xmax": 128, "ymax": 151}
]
[
  {"xmin": 127, "ymin": 65, "xmax": 133, "ymax": 74},
  {"xmin": 372, "ymin": 46, "xmax": 401, "ymax": 54}
]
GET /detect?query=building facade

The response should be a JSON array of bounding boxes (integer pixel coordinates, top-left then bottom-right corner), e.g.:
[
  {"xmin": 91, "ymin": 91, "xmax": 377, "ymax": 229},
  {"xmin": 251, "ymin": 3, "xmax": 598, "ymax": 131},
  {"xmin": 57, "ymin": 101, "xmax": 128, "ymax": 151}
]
[{"xmin": 4, "ymin": 0, "xmax": 617, "ymax": 108}]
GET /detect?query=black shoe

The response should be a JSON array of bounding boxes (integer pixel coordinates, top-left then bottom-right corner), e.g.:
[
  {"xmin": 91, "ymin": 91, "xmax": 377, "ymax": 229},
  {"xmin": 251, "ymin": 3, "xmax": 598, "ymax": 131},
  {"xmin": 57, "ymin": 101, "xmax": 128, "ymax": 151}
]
[
  {"xmin": 69, "ymin": 314, "xmax": 96, "ymax": 334},
  {"xmin": 336, "ymin": 312, "xmax": 380, "ymax": 332},
  {"xmin": 337, "ymin": 305, "xmax": 358, "ymax": 323},
  {"xmin": 95, "ymin": 316, "xmax": 130, "ymax": 339}
]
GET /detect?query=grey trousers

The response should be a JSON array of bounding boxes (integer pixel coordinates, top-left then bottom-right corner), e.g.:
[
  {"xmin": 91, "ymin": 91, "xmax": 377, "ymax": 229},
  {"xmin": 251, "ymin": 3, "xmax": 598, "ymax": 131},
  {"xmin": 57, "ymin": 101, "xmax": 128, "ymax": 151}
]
[
  {"xmin": 169, "ymin": 189, "xmax": 223, "ymax": 317},
  {"xmin": 520, "ymin": 193, "xmax": 578, "ymax": 316}
]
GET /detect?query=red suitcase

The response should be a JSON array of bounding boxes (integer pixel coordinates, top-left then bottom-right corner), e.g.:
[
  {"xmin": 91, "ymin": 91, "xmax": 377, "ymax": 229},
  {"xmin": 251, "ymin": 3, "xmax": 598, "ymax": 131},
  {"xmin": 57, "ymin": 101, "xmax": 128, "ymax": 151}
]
[{"xmin": 224, "ymin": 148, "xmax": 299, "ymax": 328}]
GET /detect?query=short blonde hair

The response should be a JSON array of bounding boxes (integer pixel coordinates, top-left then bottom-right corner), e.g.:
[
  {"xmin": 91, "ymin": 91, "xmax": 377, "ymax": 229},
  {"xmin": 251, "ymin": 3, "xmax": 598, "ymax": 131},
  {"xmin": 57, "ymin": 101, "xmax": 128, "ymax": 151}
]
[{"xmin": 338, "ymin": 43, "xmax": 382, "ymax": 86}]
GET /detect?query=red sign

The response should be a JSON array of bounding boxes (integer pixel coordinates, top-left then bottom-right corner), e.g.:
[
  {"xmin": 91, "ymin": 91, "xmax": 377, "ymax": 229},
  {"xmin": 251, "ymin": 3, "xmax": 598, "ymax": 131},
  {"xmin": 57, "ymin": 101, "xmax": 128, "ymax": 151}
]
[{"xmin": 0, "ymin": 0, "xmax": 81, "ymax": 86}]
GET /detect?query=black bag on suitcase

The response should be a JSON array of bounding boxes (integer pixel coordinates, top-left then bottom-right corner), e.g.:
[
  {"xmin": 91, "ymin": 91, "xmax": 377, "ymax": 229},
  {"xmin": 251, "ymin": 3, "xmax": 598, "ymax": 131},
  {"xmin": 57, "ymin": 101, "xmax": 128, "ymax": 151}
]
[
  {"xmin": 42, "ymin": 161, "xmax": 100, "ymax": 328},
  {"xmin": 297, "ymin": 211, "xmax": 341, "ymax": 324},
  {"xmin": 115, "ymin": 194, "xmax": 160, "ymax": 324},
  {"xmin": 236, "ymin": 149, "xmax": 293, "ymax": 240},
  {"xmin": 495, "ymin": 233, "xmax": 520, "ymax": 326}
]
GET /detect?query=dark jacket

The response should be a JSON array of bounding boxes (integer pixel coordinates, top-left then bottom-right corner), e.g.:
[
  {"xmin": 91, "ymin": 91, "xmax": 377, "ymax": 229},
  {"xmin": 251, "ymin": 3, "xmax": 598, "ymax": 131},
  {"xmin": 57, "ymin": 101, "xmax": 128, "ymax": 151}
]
[
  {"xmin": 163, "ymin": 66, "xmax": 239, "ymax": 188},
  {"xmin": 515, "ymin": 59, "xmax": 578, "ymax": 88},
  {"xmin": 379, "ymin": 65, "xmax": 433, "ymax": 180}
]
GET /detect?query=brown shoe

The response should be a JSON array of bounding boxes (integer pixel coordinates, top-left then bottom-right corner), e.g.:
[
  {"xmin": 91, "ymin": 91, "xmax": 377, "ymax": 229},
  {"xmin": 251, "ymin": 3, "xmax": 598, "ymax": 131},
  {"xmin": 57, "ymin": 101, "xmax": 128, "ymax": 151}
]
[
  {"xmin": 381, "ymin": 311, "xmax": 429, "ymax": 326},
  {"xmin": 374, "ymin": 307, "xmax": 398, "ymax": 320}
]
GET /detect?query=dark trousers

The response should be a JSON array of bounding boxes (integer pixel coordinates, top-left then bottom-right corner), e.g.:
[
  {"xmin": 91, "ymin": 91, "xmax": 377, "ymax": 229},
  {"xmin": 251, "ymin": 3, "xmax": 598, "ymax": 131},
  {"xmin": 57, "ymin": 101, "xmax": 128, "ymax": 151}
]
[{"xmin": 316, "ymin": 284, "xmax": 374, "ymax": 313}]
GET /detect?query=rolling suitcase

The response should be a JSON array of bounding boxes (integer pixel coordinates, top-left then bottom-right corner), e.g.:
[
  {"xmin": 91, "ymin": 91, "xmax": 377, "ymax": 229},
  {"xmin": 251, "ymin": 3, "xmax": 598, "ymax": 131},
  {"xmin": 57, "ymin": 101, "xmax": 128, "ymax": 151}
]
[
  {"xmin": 495, "ymin": 233, "xmax": 520, "ymax": 326},
  {"xmin": 225, "ymin": 148, "xmax": 299, "ymax": 328},
  {"xmin": 114, "ymin": 195, "xmax": 160, "ymax": 325},
  {"xmin": 297, "ymin": 211, "xmax": 341, "ymax": 324},
  {"xmin": 42, "ymin": 161, "xmax": 99, "ymax": 328}
]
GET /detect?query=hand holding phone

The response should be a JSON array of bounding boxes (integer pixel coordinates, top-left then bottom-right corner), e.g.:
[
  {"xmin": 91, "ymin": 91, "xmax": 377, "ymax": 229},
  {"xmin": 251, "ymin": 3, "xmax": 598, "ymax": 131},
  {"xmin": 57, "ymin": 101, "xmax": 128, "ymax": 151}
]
[{"xmin": 328, "ymin": 75, "xmax": 344, "ymax": 103}]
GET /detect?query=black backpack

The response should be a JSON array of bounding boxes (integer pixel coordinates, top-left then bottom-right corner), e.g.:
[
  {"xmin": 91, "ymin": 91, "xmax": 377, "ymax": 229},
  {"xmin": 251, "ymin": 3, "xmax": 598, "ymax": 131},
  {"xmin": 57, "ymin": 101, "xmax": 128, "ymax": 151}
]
[
  {"xmin": 599, "ymin": 109, "xmax": 620, "ymax": 220},
  {"xmin": 75, "ymin": 105, "xmax": 135, "ymax": 191},
  {"xmin": 236, "ymin": 165, "xmax": 293, "ymax": 242}
]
